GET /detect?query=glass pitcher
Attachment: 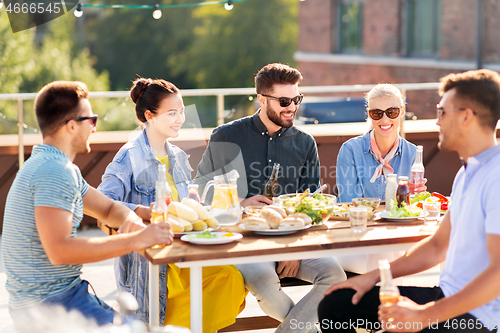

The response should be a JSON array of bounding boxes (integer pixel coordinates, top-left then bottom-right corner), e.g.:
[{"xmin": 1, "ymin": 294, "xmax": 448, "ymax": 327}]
[{"xmin": 200, "ymin": 170, "xmax": 241, "ymax": 225}]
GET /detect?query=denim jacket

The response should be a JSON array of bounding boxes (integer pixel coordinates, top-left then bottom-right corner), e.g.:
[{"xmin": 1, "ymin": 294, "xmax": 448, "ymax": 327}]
[
  {"xmin": 336, "ymin": 131, "xmax": 416, "ymax": 202},
  {"xmin": 97, "ymin": 130, "xmax": 193, "ymax": 324}
]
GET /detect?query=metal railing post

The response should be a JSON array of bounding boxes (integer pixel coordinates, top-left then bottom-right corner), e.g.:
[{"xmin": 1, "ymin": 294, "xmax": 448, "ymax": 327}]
[
  {"xmin": 18, "ymin": 98, "xmax": 24, "ymax": 169},
  {"xmin": 401, "ymin": 89, "xmax": 407, "ymax": 139},
  {"xmin": 217, "ymin": 93, "xmax": 224, "ymax": 126}
]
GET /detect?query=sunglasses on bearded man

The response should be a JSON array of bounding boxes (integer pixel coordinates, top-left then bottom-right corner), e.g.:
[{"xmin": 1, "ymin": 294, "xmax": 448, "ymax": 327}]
[{"xmin": 261, "ymin": 94, "xmax": 304, "ymax": 108}]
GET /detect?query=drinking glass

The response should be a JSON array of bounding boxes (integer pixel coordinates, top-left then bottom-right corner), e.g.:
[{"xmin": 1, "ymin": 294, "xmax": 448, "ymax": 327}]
[
  {"xmin": 349, "ymin": 207, "xmax": 368, "ymax": 233},
  {"xmin": 423, "ymin": 201, "xmax": 441, "ymax": 227}
]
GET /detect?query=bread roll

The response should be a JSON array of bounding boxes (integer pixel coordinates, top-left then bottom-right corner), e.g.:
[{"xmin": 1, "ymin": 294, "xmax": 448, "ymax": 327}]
[
  {"xmin": 260, "ymin": 207, "xmax": 283, "ymax": 229},
  {"xmin": 168, "ymin": 202, "xmax": 198, "ymax": 222},
  {"xmin": 242, "ymin": 216, "xmax": 270, "ymax": 230},
  {"xmin": 181, "ymin": 198, "xmax": 210, "ymax": 220},
  {"xmin": 289, "ymin": 212, "xmax": 312, "ymax": 225},
  {"xmin": 263, "ymin": 205, "xmax": 287, "ymax": 218},
  {"xmin": 278, "ymin": 217, "xmax": 305, "ymax": 229}
]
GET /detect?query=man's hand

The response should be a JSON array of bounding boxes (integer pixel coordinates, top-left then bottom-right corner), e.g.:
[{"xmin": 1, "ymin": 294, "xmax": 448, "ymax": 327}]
[
  {"xmin": 241, "ymin": 195, "xmax": 273, "ymax": 207},
  {"xmin": 118, "ymin": 212, "xmax": 147, "ymax": 234},
  {"xmin": 378, "ymin": 296, "xmax": 432, "ymax": 332},
  {"xmin": 134, "ymin": 222, "xmax": 174, "ymax": 249},
  {"xmin": 276, "ymin": 260, "xmax": 301, "ymax": 278},
  {"xmin": 324, "ymin": 271, "xmax": 379, "ymax": 305},
  {"xmin": 134, "ymin": 204, "xmax": 152, "ymax": 221}
]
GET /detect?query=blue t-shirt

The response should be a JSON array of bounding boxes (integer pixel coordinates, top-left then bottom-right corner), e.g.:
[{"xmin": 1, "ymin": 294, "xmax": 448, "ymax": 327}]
[
  {"xmin": 440, "ymin": 144, "xmax": 500, "ymax": 328},
  {"xmin": 336, "ymin": 131, "xmax": 417, "ymax": 202},
  {"xmin": 1, "ymin": 144, "xmax": 89, "ymax": 309}
]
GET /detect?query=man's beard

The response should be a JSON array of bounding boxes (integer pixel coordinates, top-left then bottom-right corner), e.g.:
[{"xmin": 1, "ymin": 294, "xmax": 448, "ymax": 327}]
[{"xmin": 266, "ymin": 104, "xmax": 296, "ymax": 128}]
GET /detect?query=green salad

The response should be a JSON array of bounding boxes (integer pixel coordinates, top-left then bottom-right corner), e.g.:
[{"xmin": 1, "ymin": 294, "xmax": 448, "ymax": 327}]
[
  {"xmin": 187, "ymin": 230, "xmax": 217, "ymax": 240},
  {"xmin": 410, "ymin": 192, "xmax": 431, "ymax": 204},
  {"xmin": 389, "ymin": 200, "xmax": 422, "ymax": 218},
  {"xmin": 281, "ymin": 194, "xmax": 336, "ymax": 225}
]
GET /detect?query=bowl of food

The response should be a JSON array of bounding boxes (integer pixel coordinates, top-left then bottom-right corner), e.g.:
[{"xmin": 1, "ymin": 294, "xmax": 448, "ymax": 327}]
[
  {"xmin": 244, "ymin": 205, "xmax": 264, "ymax": 217},
  {"xmin": 277, "ymin": 193, "xmax": 337, "ymax": 225},
  {"xmin": 352, "ymin": 197, "xmax": 381, "ymax": 211}
]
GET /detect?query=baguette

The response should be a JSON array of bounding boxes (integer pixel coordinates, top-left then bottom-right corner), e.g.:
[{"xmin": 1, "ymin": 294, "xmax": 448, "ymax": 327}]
[
  {"xmin": 168, "ymin": 202, "xmax": 198, "ymax": 222},
  {"xmin": 242, "ymin": 216, "xmax": 270, "ymax": 230},
  {"xmin": 168, "ymin": 215, "xmax": 193, "ymax": 232},
  {"xmin": 278, "ymin": 217, "xmax": 305, "ymax": 229},
  {"xmin": 263, "ymin": 205, "xmax": 287, "ymax": 218},
  {"xmin": 181, "ymin": 198, "xmax": 210, "ymax": 220},
  {"xmin": 260, "ymin": 207, "xmax": 283, "ymax": 229}
]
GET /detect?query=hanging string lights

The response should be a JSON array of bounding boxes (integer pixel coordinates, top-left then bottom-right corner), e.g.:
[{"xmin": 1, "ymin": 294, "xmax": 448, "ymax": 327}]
[{"xmin": 67, "ymin": 0, "xmax": 249, "ymax": 19}]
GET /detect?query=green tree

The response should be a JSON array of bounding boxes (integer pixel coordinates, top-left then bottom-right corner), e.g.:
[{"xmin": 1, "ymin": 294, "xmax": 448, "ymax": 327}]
[{"xmin": 171, "ymin": 0, "xmax": 298, "ymax": 89}]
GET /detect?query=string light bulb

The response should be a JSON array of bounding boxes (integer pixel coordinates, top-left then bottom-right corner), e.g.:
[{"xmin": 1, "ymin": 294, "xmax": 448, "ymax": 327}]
[
  {"xmin": 0, "ymin": 1, "xmax": 4, "ymax": 9},
  {"xmin": 224, "ymin": 0, "xmax": 233, "ymax": 10},
  {"xmin": 152, "ymin": 4, "xmax": 162, "ymax": 19},
  {"xmin": 74, "ymin": 3, "xmax": 83, "ymax": 17}
]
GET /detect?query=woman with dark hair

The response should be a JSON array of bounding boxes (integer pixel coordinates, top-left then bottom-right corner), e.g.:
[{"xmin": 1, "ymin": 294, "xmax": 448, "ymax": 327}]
[{"xmin": 98, "ymin": 78, "xmax": 246, "ymax": 332}]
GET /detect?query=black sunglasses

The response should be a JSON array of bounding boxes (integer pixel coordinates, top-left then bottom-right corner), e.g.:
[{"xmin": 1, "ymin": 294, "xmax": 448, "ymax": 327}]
[
  {"xmin": 63, "ymin": 115, "xmax": 98, "ymax": 127},
  {"xmin": 367, "ymin": 107, "xmax": 401, "ymax": 120},
  {"xmin": 261, "ymin": 94, "xmax": 304, "ymax": 108}
]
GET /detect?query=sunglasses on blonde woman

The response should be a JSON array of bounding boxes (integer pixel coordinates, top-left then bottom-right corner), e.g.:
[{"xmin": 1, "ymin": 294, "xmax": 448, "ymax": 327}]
[{"xmin": 367, "ymin": 107, "xmax": 401, "ymax": 120}]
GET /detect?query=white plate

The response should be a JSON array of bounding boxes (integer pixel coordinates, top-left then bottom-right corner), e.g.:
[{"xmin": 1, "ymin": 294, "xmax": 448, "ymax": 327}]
[
  {"xmin": 376, "ymin": 211, "xmax": 426, "ymax": 222},
  {"xmin": 174, "ymin": 227, "xmax": 219, "ymax": 238},
  {"xmin": 180, "ymin": 232, "xmax": 243, "ymax": 245},
  {"xmin": 239, "ymin": 224, "xmax": 312, "ymax": 236}
]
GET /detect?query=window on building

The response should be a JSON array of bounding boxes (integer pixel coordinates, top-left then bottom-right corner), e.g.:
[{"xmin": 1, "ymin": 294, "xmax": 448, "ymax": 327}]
[
  {"xmin": 338, "ymin": 0, "xmax": 363, "ymax": 53},
  {"xmin": 406, "ymin": 0, "xmax": 441, "ymax": 57}
]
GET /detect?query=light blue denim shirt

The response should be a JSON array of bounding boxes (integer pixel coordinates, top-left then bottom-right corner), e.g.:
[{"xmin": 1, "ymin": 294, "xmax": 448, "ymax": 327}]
[
  {"xmin": 336, "ymin": 131, "xmax": 416, "ymax": 202},
  {"xmin": 97, "ymin": 130, "xmax": 193, "ymax": 324}
]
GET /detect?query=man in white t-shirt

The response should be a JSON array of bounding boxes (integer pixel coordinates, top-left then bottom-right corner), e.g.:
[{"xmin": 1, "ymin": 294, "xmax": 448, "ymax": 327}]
[{"xmin": 318, "ymin": 69, "xmax": 500, "ymax": 332}]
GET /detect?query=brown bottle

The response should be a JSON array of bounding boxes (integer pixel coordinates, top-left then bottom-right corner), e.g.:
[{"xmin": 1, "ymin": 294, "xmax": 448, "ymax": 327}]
[
  {"xmin": 396, "ymin": 176, "xmax": 410, "ymax": 208},
  {"xmin": 264, "ymin": 163, "xmax": 280, "ymax": 198}
]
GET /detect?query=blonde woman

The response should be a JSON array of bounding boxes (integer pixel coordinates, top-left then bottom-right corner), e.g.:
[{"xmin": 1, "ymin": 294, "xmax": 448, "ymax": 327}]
[{"xmin": 336, "ymin": 84, "xmax": 424, "ymax": 202}]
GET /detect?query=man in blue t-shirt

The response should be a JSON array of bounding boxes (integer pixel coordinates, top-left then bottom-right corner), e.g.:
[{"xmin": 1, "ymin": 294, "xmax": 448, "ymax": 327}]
[
  {"xmin": 1, "ymin": 81, "xmax": 173, "ymax": 330},
  {"xmin": 319, "ymin": 69, "xmax": 500, "ymax": 332}
]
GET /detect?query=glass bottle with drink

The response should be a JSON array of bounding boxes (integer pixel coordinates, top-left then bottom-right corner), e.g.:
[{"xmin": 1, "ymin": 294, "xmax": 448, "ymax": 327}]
[
  {"xmin": 396, "ymin": 176, "xmax": 410, "ymax": 207},
  {"xmin": 157, "ymin": 164, "xmax": 172, "ymax": 205},
  {"xmin": 264, "ymin": 163, "xmax": 280, "ymax": 198},
  {"xmin": 379, "ymin": 259, "xmax": 400, "ymax": 322},
  {"xmin": 409, "ymin": 145, "xmax": 424, "ymax": 194},
  {"xmin": 187, "ymin": 184, "xmax": 201, "ymax": 202},
  {"xmin": 385, "ymin": 174, "xmax": 398, "ymax": 211},
  {"xmin": 151, "ymin": 167, "xmax": 169, "ymax": 248}
]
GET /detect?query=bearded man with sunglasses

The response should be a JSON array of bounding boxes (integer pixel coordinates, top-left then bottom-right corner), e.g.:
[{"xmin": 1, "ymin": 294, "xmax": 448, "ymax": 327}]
[
  {"xmin": 319, "ymin": 69, "xmax": 500, "ymax": 332},
  {"xmin": 194, "ymin": 63, "xmax": 346, "ymax": 333},
  {"xmin": 2, "ymin": 81, "xmax": 173, "ymax": 330}
]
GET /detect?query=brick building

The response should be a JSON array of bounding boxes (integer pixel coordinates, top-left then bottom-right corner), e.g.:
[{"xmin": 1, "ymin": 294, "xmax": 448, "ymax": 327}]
[{"xmin": 296, "ymin": 0, "xmax": 500, "ymax": 119}]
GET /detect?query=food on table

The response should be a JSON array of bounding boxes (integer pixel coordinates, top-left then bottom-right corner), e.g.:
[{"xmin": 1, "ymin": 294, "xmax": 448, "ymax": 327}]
[
  {"xmin": 289, "ymin": 212, "xmax": 312, "ymax": 225},
  {"xmin": 187, "ymin": 230, "xmax": 217, "ymax": 240},
  {"xmin": 278, "ymin": 193, "xmax": 336, "ymax": 225},
  {"xmin": 263, "ymin": 205, "xmax": 287, "ymax": 218},
  {"xmin": 244, "ymin": 206, "xmax": 263, "ymax": 216},
  {"xmin": 332, "ymin": 204, "xmax": 350, "ymax": 218},
  {"xmin": 168, "ymin": 216, "xmax": 193, "ymax": 232},
  {"xmin": 242, "ymin": 216, "xmax": 270, "ymax": 230},
  {"xmin": 388, "ymin": 200, "xmax": 422, "ymax": 218},
  {"xmin": 352, "ymin": 197, "xmax": 381, "ymax": 211},
  {"xmin": 410, "ymin": 191, "xmax": 450, "ymax": 212},
  {"xmin": 279, "ymin": 217, "xmax": 306, "ymax": 229},
  {"xmin": 204, "ymin": 216, "xmax": 219, "ymax": 229},
  {"xmin": 222, "ymin": 232, "xmax": 234, "ymax": 237},
  {"xmin": 192, "ymin": 220, "xmax": 208, "ymax": 231},
  {"xmin": 169, "ymin": 202, "xmax": 198, "ymax": 222},
  {"xmin": 260, "ymin": 207, "xmax": 284, "ymax": 228},
  {"xmin": 181, "ymin": 197, "xmax": 210, "ymax": 220}
]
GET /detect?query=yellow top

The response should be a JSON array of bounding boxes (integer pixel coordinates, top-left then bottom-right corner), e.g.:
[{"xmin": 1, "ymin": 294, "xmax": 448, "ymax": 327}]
[{"xmin": 155, "ymin": 154, "xmax": 179, "ymax": 202}]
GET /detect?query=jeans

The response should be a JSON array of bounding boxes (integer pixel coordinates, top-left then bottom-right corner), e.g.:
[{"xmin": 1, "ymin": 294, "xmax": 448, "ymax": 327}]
[
  {"xmin": 236, "ymin": 258, "xmax": 346, "ymax": 333},
  {"xmin": 10, "ymin": 280, "xmax": 115, "ymax": 331},
  {"xmin": 318, "ymin": 286, "xmax": 492, "ymax": 333}
]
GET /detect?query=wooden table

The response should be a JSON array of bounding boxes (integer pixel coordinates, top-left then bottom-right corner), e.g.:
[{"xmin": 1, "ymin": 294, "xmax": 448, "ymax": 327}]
[{"xmin": 143, "ymin": 215, "xmax": 433, "ymax": 333}]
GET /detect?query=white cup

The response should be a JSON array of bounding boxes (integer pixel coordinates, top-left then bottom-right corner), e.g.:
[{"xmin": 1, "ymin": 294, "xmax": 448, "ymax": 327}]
[
  {"xmin": 423, "ymin": 201, "xmax": 441, "ymax": 227},
  {"xmin": 349, "ymin": 207, "xmax": 368, "ymax": 233}
]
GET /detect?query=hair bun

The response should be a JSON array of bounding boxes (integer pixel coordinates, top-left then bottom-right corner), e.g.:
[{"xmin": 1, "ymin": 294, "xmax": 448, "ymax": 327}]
[{"xmin": 130, "ymin": 78, "xmax": 153, "ymax": 104}]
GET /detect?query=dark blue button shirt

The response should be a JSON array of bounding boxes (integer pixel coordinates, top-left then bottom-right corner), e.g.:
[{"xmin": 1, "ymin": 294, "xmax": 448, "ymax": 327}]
[{"xmin": 194, "ymin": 111, "xmax": 320, "ymax": 199}]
